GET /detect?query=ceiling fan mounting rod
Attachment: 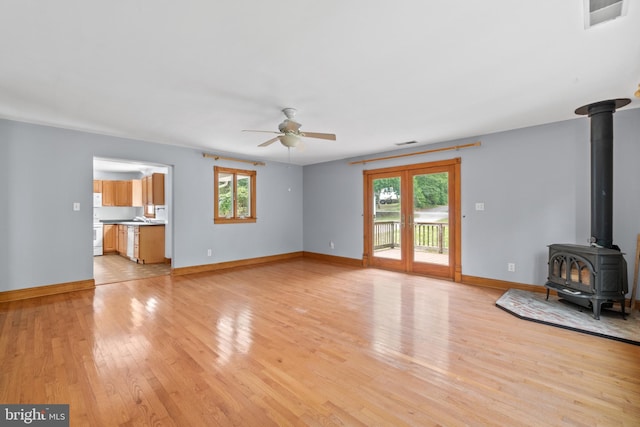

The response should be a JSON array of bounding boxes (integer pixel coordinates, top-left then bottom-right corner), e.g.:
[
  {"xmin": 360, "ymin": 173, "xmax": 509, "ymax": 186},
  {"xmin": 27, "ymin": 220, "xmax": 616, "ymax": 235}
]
[{"xmin": 282, "ymin": 107, "xmax": 297, "ymax": 119}]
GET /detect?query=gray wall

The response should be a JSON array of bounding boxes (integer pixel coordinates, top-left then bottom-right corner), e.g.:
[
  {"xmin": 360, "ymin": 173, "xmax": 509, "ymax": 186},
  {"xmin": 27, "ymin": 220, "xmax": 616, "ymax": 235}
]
[
  {"xmin": 2, "ymin": 108, "xmax": 639, "ymax": 295},
  {"xmin": 0, "ymin": 118, "xmax": 303, "ymax": 292},
  {"xmin": 0, "ymin": 130, "xmax": 10, "ymax": 288},
  {"xmin": 303, "ymin": 108, "xmax": 640, "ymax": 293}
]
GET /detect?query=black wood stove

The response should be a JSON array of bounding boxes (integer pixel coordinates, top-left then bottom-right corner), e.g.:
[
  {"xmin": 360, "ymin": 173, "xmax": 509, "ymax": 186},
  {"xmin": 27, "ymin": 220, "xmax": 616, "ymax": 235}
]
[{"xmin": 544, "ymin": 99, "xmax": 630, "ymax": 319}]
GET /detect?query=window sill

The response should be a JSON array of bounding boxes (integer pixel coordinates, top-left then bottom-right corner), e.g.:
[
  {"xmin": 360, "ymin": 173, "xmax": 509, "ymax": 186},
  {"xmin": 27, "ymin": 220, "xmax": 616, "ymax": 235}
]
[{"xmin": 214, "ymin": 218, "xmax": 257, "ymax": 224}]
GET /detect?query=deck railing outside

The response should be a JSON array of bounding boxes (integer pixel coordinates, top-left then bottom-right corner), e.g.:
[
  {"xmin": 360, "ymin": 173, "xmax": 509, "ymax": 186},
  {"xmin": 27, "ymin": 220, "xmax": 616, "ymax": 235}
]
[{"xmin": 373, "ymin": 221, "xmax": 448, "ymax": 254}]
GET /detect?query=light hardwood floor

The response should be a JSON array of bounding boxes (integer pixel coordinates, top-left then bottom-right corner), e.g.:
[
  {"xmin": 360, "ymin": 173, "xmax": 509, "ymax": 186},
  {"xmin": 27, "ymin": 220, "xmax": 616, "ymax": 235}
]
[
  {"xmin": 94, "ymin": 254, "xmax": 170, "ymax": 285},
  {"xmin": 1, "ymin": 259, "xmax": 639, "ymax": 426}
]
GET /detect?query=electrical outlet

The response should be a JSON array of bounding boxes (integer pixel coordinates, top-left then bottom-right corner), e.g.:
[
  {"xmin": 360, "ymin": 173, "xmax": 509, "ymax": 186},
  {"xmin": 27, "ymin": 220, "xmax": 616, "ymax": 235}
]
[
  {"xmin": 207, "ymin": 249, "xmax": 212, "ymax": 257},
  {"xmin": 330, "ymin": 241, "xmax": 335, "ymax": 249},
  {"xmin": 507, "ymin": 263, "xmax": 516, "ymax": 272},
  {"xmin": 475, "ymin": 202, "xmax": 485, "ymax": 211}
]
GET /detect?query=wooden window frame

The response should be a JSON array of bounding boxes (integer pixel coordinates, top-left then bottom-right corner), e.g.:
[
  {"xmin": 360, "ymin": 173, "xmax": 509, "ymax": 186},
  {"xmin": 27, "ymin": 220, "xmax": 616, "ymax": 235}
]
[{"xmin": 214, "ymin": 166, "xmax": 257, "ymax": 224}]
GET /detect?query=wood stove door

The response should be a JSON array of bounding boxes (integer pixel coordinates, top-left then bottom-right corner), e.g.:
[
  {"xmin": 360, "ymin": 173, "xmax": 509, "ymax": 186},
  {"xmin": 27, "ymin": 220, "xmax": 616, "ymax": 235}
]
[{"xmin": 364, "ymin": 159, "xmax": 460, "ymax": 280}]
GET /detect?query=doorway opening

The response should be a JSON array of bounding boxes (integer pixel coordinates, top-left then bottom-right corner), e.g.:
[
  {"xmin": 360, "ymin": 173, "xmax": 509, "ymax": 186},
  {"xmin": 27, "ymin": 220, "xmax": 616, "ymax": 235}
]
[
  {"xmin": 363, "ymin": 158, "xmax": 461, "ymax": 281},
  {"xmin": 93, "ymin": 157, "xmax": 172, "ymax": 285}
]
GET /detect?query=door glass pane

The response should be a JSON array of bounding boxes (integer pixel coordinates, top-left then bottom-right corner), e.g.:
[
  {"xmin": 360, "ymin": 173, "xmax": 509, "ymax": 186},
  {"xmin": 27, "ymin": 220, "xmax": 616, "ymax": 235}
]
[
  {"xmin": 412, "ymin": 172, "xmax": 449, "ymax": 265},
  {"xmin": 218, "ymin": 172, "xmax": 234, "ymax": 218},
  {"xmin": 372, "ymin": 177, "xmax": 401, "ymax": 260}
]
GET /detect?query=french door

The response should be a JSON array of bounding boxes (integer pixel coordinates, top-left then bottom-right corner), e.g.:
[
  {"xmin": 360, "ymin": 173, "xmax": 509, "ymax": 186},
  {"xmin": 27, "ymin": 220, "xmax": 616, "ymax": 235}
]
[{"xmin": 363, "ymin": 158, "xmax": 461, "ymax": 280}]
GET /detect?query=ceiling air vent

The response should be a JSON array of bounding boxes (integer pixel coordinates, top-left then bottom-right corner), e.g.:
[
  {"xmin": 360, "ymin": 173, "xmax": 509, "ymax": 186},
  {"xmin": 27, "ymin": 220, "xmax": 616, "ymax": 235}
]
[{"xmin": 585, "ymin": 0, "xmax": 627, "ymax": 28}]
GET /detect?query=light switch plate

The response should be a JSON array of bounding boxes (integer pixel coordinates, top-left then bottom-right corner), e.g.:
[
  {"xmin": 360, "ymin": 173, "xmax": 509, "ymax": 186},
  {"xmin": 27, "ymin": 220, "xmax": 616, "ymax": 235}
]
[{"xmin": 73, "ymin": 202, "xmax": 80, "ymax": 211}]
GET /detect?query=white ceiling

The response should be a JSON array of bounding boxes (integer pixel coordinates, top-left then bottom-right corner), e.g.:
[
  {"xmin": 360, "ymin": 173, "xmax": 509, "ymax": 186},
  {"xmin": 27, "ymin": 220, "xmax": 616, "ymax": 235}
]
[
  {"xmin": 93, "ymin": 158, "xmax": 168, "ymax": 174},
  {"xmin": 1, "ymin": 1, "xmax": 639, "ymax": 166}
]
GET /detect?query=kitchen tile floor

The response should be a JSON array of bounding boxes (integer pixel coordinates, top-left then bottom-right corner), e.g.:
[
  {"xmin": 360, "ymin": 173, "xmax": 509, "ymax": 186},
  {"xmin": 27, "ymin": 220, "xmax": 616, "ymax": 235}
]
[{"xmin": 94, "ymin": 254, "xmax": 170, "ymax": 285}]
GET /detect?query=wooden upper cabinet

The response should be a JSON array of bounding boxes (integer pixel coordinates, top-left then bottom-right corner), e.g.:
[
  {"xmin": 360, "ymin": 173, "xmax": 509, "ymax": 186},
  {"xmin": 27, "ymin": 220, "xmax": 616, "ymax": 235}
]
[
  {"xmin": 94, "ymin": 175, "xmax": 162, "ymax": 210},
  {"xmin": 125, "ymin": 181, "xmax": 133, "ymax": 206},
  {"xmin": 142, "ymin": 176, "xmax": 149, "ymax": 206},
  {"xmin": 114, "ymin": 181, "xmax": 132, "ymax": 206},
  {"xmin": 141, "ymin": 173, "xmax": 165, "ymax": 206},
  {"xmin": 102, "ymin": 181, "xmax": 115, "ymax": 206},
  {"xmin": 145, "ymin": 175, "xmax": 153, "ymax": 205},
  {"xmin": 152, "ymin": 173, "xmax": 165, "ymax": 205},
  {"xmin": 98, "ymin": 180, "xmax": 141, "ymax": 207},
  {"xmin": 132, "ymin": 179, "xmax": 142, "ymax": 207}
]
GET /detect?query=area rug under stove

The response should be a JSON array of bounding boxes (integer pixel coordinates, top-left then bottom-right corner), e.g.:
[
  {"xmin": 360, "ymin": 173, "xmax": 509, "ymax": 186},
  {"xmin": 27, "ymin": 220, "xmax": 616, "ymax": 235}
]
[{"xmin": 496, "ymin": 289, "xmax": 640, "ymax": 346}]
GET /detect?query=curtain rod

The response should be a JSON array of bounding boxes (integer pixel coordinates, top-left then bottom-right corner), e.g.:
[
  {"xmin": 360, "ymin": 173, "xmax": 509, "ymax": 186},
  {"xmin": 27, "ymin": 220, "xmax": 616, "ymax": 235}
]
[
  {"xmin": 203, "ymin": 153, "xmax": 266, "ymax": 166},
  {"xmin": 349, "ymin": 141, "xmax": 481, "ymax": 165}
]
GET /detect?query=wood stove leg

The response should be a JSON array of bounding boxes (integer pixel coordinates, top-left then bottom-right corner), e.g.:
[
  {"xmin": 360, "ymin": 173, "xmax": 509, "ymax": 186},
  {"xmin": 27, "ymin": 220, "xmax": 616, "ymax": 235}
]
[
  {"xmin": 592, "ymin": 300, "xmax": 601, "ymax": 320},
  {"xmin": 545, "ymin": 288, "xmax": 550, "ymax": 301},
  {"xmin": 620, "ymin": 299, "xmax": 627, "ymax": 320}
]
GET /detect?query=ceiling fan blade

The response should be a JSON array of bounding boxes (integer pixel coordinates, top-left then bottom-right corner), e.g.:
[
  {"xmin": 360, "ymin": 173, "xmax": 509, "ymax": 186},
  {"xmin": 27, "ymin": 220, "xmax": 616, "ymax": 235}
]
[
  {"xmin": 258, "ymin": 136, "xmax": 280, "ymax": 147},
  {"xmin": 243, "ymin": 129, "xmax": 281, "ymax": 134},
  {"xmin": 301, "ymin": 132, "xmax": 336, "ymax": 141}
]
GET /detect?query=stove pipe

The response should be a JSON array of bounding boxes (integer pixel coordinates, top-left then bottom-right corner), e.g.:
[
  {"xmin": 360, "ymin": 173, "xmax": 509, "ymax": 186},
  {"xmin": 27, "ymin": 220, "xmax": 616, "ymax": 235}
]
[{"xmin": 575, "ymin": 98, "xmax": 630, "ymax": 249}]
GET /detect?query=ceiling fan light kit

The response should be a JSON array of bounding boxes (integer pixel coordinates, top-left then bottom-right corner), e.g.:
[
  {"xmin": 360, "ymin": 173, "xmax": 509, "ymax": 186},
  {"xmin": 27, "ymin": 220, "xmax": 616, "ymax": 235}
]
[
  {"xmin": 278, "ymin": 134, "xmax": 300, "ymax": 147},
  {"xmin": 244, "ymin": 108, "xmax": 336, "ymax": 149}
]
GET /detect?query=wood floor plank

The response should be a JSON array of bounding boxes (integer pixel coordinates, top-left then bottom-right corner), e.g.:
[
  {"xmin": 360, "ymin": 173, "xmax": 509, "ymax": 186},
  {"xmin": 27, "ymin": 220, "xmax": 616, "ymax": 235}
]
[{"xmin": 1, "ymin": 259, "xmax": 639, "ymax": 426}]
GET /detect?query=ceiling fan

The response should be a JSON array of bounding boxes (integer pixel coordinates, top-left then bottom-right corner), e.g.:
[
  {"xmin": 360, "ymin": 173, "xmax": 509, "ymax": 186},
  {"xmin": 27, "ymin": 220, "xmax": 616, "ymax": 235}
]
[{"xmin": 243, "ymin": 108, "xmax": 336, "ymax": 148}]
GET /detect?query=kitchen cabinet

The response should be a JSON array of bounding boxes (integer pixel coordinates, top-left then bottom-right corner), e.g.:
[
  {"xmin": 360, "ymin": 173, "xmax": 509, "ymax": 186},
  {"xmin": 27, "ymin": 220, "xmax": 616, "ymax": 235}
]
[
  {"xmin": 102, "ymin": 181, "xmax": 115, "ymax": 206},
  {"xmin": 131, "ymin": 179, "xmax": 142, "ymax": 207},
  {"xmin": 142, "ymin": 177, "xmax": 148, "ymax": 206},
  {"xmin": 152, "ymin": 173, "xmax": 165, "ymax": 205},
  {"xmin": 114, "ymin": 224, "xmax": 165, "ymax": 264},
  {"xmin": 103, "ymin": 224, "xmax": 117, "ymax": 253},
  {"xmin": 142, "ymin": 173, "xmax": 165, "ymax": 206},
  {"xmin": 136, "ymin": 225, "xmax": 165, "ymax": 264},
  {"xmin": 117, "ymin": 225, "xmax": 127, "ymax": 255},
  {"xmin": 97, "ymin": 179, "xmax": 141, "ymax": 207},
  {"xmin": 114, "ymin": 180, "xmax": 132, "ymax": 206}
]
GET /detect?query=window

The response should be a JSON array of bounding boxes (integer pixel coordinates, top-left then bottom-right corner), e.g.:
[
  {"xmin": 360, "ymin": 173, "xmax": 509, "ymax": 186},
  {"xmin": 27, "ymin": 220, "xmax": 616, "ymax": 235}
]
[{"xmin": 214, "ymin": 166, "xmax": 257, "ymax": 223}]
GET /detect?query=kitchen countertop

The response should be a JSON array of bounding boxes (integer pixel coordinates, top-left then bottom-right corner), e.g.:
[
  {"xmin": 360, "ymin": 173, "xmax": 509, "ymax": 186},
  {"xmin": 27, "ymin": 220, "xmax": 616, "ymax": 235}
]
[{"xmin": 100, "ymin": 220, "xmax": 166, "ymax": 226}]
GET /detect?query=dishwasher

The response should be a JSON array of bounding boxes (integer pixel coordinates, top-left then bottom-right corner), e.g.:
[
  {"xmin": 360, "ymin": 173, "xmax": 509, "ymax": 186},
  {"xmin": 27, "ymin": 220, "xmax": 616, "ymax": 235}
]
[{"xmin": 127, "ymin": 226, "xmax": 135, "ymax": 260}]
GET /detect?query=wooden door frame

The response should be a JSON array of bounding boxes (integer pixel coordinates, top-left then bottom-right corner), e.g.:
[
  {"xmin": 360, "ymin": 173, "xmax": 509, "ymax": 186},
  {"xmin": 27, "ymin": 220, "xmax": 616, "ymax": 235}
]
[
  {"xmin": 363, "ymin": 170, "xmax": 407, "ymax": 272},
  {"xmin": 363, "ymin": 158, "xmax": 462, "ymax": 282}
]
